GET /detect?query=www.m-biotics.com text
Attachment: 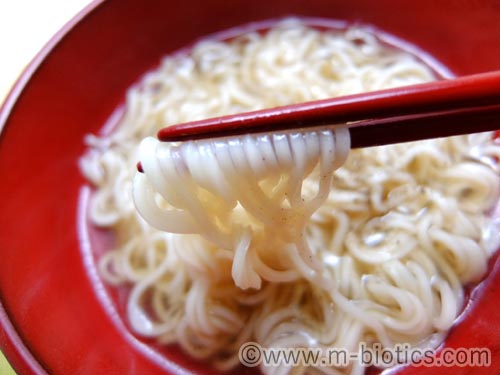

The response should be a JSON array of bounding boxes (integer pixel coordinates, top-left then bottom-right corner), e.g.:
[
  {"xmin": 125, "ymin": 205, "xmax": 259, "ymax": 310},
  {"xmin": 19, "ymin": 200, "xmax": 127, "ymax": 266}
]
[{"xmin": 238, "ymin": 342, "xmax": 491, "ymax": 368}]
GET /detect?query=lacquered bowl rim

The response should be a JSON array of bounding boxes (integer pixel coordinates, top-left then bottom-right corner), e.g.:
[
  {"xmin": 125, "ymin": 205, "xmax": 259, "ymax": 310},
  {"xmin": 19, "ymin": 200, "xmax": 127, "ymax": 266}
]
[{"xmin": 0, "ymin": 3, "xmax": 105, "ymax": 373}]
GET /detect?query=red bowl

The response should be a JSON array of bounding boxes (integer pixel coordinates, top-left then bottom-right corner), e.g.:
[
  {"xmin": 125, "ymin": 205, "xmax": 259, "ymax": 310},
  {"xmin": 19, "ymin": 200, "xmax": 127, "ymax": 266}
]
[{"xmin": 1, "ymin": 0, "xmax": 500, "ymax": 374}]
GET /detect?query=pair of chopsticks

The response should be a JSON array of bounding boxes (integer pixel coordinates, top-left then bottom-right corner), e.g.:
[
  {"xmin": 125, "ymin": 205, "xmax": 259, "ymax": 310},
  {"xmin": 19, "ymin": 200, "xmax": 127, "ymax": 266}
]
[
  {"xmin": 158, "ymin": 70, "xmax": 500, "ymax": 147},
  {"xmin": 137, "ymin": 71, "xmax": 500, "ymax": 172}
]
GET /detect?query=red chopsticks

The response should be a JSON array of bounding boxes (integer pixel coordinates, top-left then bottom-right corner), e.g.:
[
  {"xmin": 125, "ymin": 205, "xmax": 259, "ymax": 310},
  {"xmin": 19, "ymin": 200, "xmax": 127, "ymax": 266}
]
[{"xmin": 156, "ymin": 71, "xmax": 500, "ymax": 146}]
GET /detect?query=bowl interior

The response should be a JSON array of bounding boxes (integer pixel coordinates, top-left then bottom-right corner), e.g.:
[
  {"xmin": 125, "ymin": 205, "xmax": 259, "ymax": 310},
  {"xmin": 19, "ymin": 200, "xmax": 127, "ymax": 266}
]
[{"xmin": 1, "ymin": 1, "xmax": 500, "ymax": 374}]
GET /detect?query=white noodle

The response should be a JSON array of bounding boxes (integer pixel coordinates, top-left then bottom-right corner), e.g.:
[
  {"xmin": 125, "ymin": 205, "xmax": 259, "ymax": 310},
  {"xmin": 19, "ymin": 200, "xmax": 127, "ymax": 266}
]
[{"xmin": 80, "ymin": 19, "xmax": 500, "ymax": 375}]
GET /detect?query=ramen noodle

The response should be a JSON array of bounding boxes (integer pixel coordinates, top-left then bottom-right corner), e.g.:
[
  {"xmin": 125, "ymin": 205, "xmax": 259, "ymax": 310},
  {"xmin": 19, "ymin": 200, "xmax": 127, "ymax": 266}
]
[{"xmin": 80, "ymin": 19, "xmax": 500, "ymax": 375}]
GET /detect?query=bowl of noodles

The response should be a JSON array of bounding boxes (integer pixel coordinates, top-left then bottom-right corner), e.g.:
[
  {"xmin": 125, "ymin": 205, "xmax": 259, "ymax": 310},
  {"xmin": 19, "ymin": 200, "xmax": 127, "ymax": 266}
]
[{"xmin": 2, "ymin": 0, "xmax": 500, "ymax": 374}]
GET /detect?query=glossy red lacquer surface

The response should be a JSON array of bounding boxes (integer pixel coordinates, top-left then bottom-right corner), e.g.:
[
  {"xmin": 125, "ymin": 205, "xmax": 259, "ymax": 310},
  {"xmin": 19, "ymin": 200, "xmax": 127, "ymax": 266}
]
[{"xmin": 1, "ymin": 1, "xmax": 500, "ymax": 374}]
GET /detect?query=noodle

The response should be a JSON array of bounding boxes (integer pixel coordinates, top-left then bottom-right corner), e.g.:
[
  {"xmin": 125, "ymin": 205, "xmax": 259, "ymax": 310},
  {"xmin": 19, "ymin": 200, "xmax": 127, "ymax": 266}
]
[
  {"xmin": 134, "ymin": 127, "xmax": 350, "ymax": 289},
  {"xmin": 80, "ymin": 19, "xmax": 500, "ymax": 375}
]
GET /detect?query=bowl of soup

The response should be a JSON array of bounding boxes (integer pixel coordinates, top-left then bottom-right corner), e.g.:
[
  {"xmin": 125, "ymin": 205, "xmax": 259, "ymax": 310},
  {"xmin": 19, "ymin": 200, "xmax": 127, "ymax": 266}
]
[{"xmin": 1, "ymin": 1, "xmax": 500, "ymax": 375}]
